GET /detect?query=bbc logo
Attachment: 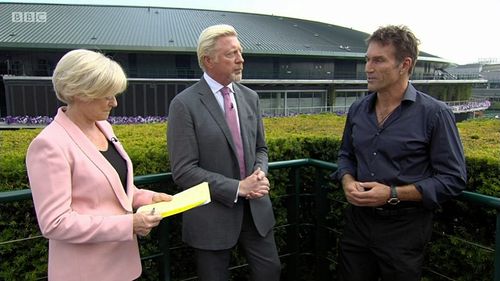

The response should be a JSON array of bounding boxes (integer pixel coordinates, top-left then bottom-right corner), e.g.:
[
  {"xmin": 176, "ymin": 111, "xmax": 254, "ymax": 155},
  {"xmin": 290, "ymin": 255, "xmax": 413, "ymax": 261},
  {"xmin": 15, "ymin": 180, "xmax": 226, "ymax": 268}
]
[{"xmin": 11, "ymin": 12, "xmax": 47, "ymax": 23}]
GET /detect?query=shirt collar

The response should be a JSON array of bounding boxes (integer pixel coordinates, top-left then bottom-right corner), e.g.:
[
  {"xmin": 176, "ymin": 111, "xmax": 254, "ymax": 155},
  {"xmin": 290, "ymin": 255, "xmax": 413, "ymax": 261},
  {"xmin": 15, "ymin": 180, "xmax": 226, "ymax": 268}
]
[
  {"xmin": 368, "ymin": 82, "xmax": 417, "ymax": 112},
  {"xmin": 403, "ymin": 83, "xmax": 417, "ymax": 102},
  {"xmin": 203, "ymin": 73, "xmax": 234, "ymax": 94}
]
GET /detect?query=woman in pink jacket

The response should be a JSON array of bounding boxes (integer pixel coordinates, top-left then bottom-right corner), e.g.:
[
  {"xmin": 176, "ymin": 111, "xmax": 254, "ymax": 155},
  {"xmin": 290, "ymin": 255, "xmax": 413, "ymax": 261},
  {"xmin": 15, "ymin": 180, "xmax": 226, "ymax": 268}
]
[{"xmin": 26, "ymin": 49, "xmax": 171, "ymax": 281}]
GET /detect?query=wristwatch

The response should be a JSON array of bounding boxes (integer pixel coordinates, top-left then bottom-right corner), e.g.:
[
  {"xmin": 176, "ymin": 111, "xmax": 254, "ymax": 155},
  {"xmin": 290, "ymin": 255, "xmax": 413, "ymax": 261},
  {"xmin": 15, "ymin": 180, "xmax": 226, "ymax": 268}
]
[{"xmin": 387, "ymin": 184, "xmax": 400, "ymax": 205}]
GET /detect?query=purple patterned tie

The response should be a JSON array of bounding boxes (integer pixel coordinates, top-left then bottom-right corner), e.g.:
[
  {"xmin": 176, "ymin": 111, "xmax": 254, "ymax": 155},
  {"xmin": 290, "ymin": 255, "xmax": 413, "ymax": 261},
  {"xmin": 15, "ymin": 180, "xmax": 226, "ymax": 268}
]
[{"xmin": 221, "ymin": 86, "xmax": 246, "ymax": 179}]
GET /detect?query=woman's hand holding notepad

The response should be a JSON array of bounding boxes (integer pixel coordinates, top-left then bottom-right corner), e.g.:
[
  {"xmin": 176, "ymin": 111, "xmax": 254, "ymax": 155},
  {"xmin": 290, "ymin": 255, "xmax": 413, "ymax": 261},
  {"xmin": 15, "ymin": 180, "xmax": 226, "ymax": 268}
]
[{"xmin": 137, "ymin": 182, "xmax": 211, "ymax": 218}]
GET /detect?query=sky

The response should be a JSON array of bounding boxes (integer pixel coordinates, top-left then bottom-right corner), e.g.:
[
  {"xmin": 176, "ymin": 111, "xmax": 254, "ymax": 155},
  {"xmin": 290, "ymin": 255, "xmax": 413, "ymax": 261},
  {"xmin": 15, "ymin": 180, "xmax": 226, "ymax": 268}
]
[{"xmin": 3, "ymin": 0, "xmax": 499, "ymax": 65}]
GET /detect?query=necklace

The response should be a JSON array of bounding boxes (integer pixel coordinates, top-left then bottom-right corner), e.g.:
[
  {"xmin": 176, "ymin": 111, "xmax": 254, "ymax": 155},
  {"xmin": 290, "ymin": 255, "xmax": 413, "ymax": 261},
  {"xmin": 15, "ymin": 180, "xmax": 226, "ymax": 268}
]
[{"xmin": 376, "ymin": 106, "xmax": 398, "ymax": 127}]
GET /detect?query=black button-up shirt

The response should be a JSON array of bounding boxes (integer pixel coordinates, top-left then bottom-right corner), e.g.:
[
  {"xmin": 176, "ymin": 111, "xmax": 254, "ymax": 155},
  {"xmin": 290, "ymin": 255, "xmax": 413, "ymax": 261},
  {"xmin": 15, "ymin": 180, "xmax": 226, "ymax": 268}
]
[{"xmin": 337, "ymin": 83, "xmax": 467, "ymax": 209}]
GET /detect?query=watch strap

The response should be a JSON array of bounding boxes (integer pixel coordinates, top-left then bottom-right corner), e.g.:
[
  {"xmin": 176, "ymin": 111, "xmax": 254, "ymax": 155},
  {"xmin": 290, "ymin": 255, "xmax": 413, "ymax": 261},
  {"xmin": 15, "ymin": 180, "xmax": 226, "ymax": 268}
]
[{"xmin": 387, "ymin": 184, "xmax": 400, "ymax": 205}]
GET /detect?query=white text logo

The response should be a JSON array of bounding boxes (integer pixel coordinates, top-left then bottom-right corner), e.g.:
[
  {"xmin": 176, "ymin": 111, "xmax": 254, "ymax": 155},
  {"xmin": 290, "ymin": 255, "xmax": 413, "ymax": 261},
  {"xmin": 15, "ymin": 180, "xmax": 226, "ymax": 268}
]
[{"xmin": 11, "ymin": 12, "xmax": 47, "ymax": 23}]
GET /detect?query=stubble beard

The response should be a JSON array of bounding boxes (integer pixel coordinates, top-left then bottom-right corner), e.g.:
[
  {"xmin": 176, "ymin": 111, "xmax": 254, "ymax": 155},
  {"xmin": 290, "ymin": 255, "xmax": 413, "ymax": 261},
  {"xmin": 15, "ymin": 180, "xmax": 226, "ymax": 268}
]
[{"xmin": 232, "ymin": 73, "xmax": 242, "ymax": 82}]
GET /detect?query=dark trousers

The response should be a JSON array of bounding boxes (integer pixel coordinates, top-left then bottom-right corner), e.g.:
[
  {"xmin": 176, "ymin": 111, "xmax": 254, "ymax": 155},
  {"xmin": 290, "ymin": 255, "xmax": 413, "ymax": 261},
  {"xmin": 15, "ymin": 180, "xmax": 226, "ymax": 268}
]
[
  {"xmin": 194, "ymin": 200, "xmax": 281, "ymax": 281},
  {"xmin": 338, "ymin": 205, "xmax": 433, "ymax": 281}
]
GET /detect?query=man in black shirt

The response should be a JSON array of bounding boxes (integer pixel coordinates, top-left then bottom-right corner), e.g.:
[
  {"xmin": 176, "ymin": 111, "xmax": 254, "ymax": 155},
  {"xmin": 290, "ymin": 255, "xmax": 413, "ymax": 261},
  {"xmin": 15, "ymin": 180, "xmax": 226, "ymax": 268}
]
[{"xmin": 336, "ymin": 25, "xmax": 467, "ymax": 281}]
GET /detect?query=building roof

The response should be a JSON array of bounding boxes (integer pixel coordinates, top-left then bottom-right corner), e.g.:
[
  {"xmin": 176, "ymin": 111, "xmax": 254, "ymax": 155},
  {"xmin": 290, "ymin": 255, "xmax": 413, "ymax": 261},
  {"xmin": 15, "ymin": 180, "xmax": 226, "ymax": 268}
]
[{"xmin": 0, "ymin": 2, "xmax": 442, "ymax": 61}]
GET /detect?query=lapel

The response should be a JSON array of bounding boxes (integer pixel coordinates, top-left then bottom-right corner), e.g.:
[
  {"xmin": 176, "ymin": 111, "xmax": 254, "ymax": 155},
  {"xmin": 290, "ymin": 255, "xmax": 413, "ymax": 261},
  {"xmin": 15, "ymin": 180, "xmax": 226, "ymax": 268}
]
[{"xmin": 54, "ymin": 108, "xmax": 132, "ymax": 212}]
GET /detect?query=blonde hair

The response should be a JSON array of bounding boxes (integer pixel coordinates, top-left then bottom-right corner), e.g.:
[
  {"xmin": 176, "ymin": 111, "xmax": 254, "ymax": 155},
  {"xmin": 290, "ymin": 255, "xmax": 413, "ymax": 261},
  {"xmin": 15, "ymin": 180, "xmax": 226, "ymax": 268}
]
[
  {"xmin": 52, "ymin": 49, "xmax": 127, "ymax": 104},
  {"xmin": 197, "ymin": 24, "xmax": 238, "ymax": 71}
]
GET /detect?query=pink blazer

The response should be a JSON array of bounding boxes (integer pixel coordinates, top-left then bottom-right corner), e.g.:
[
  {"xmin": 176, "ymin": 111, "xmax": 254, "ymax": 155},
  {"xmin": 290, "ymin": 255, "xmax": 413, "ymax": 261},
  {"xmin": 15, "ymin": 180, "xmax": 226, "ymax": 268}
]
[{"xmin": 26, "ymin": 107, "xmax": 156, "ymax": 281}]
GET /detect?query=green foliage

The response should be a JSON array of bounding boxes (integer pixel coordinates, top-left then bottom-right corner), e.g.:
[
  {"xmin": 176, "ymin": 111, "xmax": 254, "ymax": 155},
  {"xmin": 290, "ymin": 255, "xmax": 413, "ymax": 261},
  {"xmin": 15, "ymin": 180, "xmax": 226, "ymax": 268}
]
[
  {"xmin": 115, "ymin": 123, "xmax": 170, "ymax": 175},
  {"xmin": 418, "ymin": 83, "xmax": 472, "ymax": 101},
  {"xmin": 0, "ymin": 115, "xmax": 499, "ymax": 280},
  {"xmin": 488, "ymin": 101, "xmax": 500, "ymax": 110},
  {"xmin": 0, "ymin": 201, "xmax": 47, "ymax": 281},
  {"xmin": 458, "ymin": 119, "xmax": 500, "ymax": 196}
]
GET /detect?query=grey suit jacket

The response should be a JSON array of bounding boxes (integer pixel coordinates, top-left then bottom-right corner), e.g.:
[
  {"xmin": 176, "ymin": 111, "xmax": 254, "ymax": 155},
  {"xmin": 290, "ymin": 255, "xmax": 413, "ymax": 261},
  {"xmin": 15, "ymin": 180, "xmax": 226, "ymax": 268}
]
[{"xmin": 167, "ymin": 77, "xmax": 276, "ymax": 250}]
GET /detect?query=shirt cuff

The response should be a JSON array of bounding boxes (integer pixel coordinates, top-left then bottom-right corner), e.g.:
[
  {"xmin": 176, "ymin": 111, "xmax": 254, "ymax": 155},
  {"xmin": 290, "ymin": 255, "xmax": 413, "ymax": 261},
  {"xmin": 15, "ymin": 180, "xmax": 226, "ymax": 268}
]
[{"xmin": 234, "ymin": 181, "xmax": 240, "ymax": 203}]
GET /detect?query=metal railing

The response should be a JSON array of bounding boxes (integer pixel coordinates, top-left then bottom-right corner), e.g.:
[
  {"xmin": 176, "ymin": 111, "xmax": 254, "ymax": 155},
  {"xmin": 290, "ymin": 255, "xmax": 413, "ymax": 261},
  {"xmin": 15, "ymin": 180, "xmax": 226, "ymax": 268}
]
[
  {"xmin": 259, "ymin": 99, "xmax": 492, "ymax": 117},
  {"xmin": 1, "ymin": 158, "xmax": 499, "ymax": 280},
  {"xmin": 261, "ymin": 105, "xmax": 349, "ymax": 117}
]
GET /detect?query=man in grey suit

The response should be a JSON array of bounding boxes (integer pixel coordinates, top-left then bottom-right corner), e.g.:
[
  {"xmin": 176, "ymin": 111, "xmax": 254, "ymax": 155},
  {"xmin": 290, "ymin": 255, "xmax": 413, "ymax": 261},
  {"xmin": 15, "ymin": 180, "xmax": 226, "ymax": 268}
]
[{"xmin": 167, "ymin": 24, "xmax": 281, "ymax": 281}]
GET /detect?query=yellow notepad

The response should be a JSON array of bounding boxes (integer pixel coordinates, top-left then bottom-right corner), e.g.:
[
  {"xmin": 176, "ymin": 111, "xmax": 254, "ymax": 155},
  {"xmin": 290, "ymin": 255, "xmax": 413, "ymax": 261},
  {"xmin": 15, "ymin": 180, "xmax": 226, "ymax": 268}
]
[{"xmin": 137, "ymin": 182, "xmax": 211, "ymax": 218}]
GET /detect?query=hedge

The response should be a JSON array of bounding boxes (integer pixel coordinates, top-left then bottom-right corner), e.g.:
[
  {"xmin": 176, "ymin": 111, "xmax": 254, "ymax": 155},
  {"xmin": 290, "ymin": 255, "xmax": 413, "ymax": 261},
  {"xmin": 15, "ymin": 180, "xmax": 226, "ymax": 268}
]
[{"xmin": 0, "ymin": 115, "xmax": 499, "ymax": 280}]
